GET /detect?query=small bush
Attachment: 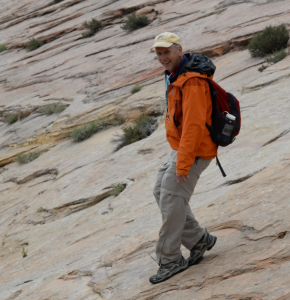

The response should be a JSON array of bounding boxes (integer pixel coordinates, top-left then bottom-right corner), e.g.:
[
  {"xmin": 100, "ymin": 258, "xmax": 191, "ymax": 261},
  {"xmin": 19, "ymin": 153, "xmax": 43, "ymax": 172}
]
[
  {"xmin": 69, "ymin": 122, "xmax": 99, "ymax": 142},
  {"xmin": 258, "ymin": 49, "xmax": 287, "ymax": 72},
  {"xmin": 121, "ymin": 13, "xmax": 150, "ymax": 32},
  {"xmin": 258, "ymin": 64, "xmax": 268, "ymax": 72},
  {"xmin": 131, "ymin": 84, "xmax": 143, "ymax": 94},
  {"xmin": 248, "ymin": 24, "xmax": 289, "ymax": 57},
  {"xmin": 82, "ymin": 31, "xmax": 93, "ymax": 38},
  {"xmin": 4, "ymin": 112, "xmax": 29, "ymax": 124},
  {"xmin": 21, "ymin": 247, "xmax": 28, "ymax": 258},
  {"xmin": 265, "ymin": 49, "xmax": 287, "ymax": 64},
  {"xmin": 40, "ymin": 102, "xmax": 66, "ymax": 115},
  {"xmin": 112, "ymin": 115, "xmax": 156, "ymax": 150},
  {"xmin": 0, "ymin": 44, "xmax": 6, "ymax": 52},
  {"xmin": 17, "ymin": 151, "xmax": 41, "ymax": 164},
  {"xmin": 26, "ymin": 38, "xmax": 44, "ymax": 52},
  {"xmin": 82, "ymin": 18, "xmax": 103, "ymax": 38},
  {"xmin": 5, "ymin": 114, "xmax": 18, "ymax": 124},
  {"xmin": 69, "ymin": 116, "xmax": 125, "ymax": 142},
  {"xmin": 112, "ymin": 117, "xmax": 125, "ymax": 126},
  {"xmin": 111, "ymin": 183, "xmax": 126, "ymax": 197}
]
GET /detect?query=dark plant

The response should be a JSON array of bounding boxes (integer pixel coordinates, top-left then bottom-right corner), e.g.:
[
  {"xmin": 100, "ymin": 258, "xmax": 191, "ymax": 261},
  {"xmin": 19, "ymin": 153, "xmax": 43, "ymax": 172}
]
[
  {"xmin": 121, "ymin": 13, "xmax": 150, "ymax": 32},
  {"xmin": 5, "ymin": 114, "xmax": 18, "ymax": 124},
  {"xmin": 258, "ymin": 49, "xmax": 287, "ymax": 72},
  {"xmin": 82, "ymin": 31, "xmax": 93, "ymax": 38},
  {"xmin": 69, "ymin": 123, "xmax": 99, "ymax": 142},
  {"xmin": 258, "ymin": 64, "xmax": 267, "ymax": 72},
  {"xmin": 82, "ymin": 18, "xmax": 104, "ymax": 38},
  {"xmin": 248, "ymin": 24, "xmax": 289, "ymax": 57},
  {"xmin": 112, "ymin": 115, "xmax": 156, "ymax": 150},
  {"xmin": 111, "ymin": 183, "xmax": 126, "ymax": 196},
  {"xmin": 0, "ymin": 44, "xmax": 6, "ymax": 52},
  {"xmin": 265, "ymin": 49, "xmax": 287, "ymax": 64},
  {"xmin": 112, "ymin": 116, "xmax": 125, "ymax": 126},
  {"xmin": 26, "ymin": 38, "xmax": 44, "ymax": 52},
  {"xmin": 17, "ymin": 151, "xmax": 41, "ymax": 164},
  {"xmin": 40, "ymin": 102, "xmax": 66, "ymax": 115},
  {"xmin": 131, "ymin": 84, "xmax": 143, "ymax": 94},
  {"xmin": 21, "ymin": 247, "xmax": 28, "ymax": 258}
]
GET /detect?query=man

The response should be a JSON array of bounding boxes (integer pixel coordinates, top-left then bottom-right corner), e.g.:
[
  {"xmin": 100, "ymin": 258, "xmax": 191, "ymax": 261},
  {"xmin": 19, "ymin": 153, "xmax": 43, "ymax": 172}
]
[{"xmin": 149, "ymin": 32, "xmax": 218, "ymax": 284}]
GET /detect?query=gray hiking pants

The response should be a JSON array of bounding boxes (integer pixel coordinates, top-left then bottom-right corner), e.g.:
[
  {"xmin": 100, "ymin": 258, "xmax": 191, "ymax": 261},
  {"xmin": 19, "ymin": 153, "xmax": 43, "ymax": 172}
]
[{"xmin": 153, "ymin": 150, "xmax": 212, "ymax": 265}]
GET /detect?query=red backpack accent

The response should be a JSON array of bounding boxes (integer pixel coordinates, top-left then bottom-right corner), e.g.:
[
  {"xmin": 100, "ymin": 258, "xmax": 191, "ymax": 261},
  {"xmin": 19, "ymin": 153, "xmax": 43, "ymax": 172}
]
[
  {"xmin": 210, "ymin": 80, "xmax": 241, "ymax": 136},
  {"xmin": 205, "ymin": 79, "xmax": 242, "ymax": 177}
]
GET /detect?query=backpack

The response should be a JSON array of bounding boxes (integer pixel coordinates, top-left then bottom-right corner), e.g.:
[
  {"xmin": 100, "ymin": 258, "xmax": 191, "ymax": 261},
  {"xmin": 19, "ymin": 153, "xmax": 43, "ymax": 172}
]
[{"xmin": 205, "ymin": 79, "xmax": 241, "ymax": 177}]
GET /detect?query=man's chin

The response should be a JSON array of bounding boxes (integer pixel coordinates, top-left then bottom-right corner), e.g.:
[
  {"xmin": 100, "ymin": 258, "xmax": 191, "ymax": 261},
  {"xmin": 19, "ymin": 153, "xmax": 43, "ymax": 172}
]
[{"xmin": 163, "ymin": 66, "xmax": 172, "ymax": 71}]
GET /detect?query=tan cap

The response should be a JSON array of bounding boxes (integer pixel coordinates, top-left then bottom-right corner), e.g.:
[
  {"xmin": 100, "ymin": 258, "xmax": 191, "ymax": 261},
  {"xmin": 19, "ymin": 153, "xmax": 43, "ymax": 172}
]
[{"xmin": 150, "ymin": 32, "xmax": 181, "ymax": 50}]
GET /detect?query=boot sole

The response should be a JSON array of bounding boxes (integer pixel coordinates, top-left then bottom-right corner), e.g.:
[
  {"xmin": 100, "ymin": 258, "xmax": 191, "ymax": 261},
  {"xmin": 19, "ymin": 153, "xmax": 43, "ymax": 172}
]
[
  {"xmin": 187, "ymin": 236, "xmax": 217, "ymax": 266},
  {"xmin": 149, "ymin": 262, "xmax": 189, "ymax": 284}
]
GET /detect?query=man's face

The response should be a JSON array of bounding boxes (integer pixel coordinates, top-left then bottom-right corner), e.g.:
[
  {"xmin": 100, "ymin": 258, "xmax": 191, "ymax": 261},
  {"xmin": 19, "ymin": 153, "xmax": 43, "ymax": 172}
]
[{"xmin": 155, "ymin": 45, "xmax": 183, "ymax": 71}]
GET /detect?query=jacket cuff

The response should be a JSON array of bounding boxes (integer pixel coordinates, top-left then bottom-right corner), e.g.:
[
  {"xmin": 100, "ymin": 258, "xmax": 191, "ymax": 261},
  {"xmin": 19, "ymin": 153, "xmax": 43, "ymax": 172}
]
[{"xmin": 176, "ymin": 169, "xmax": 189, "ymax": 176}]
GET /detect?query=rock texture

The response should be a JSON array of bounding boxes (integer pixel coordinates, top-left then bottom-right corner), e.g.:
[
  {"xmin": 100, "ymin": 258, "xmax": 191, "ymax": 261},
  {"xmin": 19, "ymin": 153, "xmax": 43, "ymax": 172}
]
[{"xmin": 1, "ymin": 1, "xmax": 290, "ymax": 299}]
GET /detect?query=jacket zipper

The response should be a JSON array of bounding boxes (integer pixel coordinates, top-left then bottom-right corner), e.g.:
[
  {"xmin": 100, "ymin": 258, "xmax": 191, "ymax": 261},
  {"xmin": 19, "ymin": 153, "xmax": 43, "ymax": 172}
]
[{"xmin": 173, "ymin": 100, "xmax": 179, "ymax": 133}]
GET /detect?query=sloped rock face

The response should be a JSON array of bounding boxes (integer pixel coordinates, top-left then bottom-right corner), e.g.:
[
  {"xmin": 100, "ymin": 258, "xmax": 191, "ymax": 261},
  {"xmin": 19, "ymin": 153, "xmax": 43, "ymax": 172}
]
[{"xmin": 1, "ymin": 1, "xmax": 290, "ymax": 299}]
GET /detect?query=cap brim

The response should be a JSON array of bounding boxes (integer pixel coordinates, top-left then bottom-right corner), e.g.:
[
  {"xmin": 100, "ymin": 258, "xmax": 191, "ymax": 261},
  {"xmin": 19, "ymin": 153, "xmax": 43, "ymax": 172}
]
[{"xmin": 150, "ymin": 41, "xmax": 173, "ymax": 50}]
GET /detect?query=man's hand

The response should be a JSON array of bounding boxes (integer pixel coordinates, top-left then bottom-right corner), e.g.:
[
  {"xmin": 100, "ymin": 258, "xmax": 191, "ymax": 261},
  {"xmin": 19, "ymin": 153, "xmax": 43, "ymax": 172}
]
[{"xmin": 176, "ymin": 174, "xmax": 189, "ymax": 183}]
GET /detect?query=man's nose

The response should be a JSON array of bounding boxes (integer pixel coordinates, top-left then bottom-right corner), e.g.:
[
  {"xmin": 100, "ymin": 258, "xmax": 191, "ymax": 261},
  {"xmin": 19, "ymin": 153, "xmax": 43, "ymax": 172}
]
[{"xmin": 160, "ymin": 54, "xmax": 167, "ymax": 61}]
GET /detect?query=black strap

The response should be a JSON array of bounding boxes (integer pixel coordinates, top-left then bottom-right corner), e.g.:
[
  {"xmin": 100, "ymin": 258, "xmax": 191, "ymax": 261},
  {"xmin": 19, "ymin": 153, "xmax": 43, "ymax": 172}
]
[{"xmin": 216, "ymin": 156, "xmax": 226, "ymax": 177}]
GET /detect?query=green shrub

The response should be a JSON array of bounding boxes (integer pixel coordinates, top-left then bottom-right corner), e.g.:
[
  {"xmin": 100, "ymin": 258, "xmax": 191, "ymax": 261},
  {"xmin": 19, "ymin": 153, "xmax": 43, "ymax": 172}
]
[
  {"xmin": 82, "ymin": 31, "xmax": 93, "ymax": 38},
  {"xmin": 112, "ymin": 116, "xmax": 125, "ymax": 126},
  {"xmin": 69, "ymin": 116, "xmax": 125, "ymax": 142},
  {"xmin": 248, "ymin": 24, "xmax": 289, "ymax": 57},
  {"xmin": 40, "ymin": 102, "xmax": 66, "ymax": 115},
  {"xmin": 131, "ymin": 84, "xmax": 143, "ymax": 94},
  {"xmin": 121, "ymin": 13, "xmax": 150, "ymax": 32},
  {"xmin": 17, "ymin": 151, "xmax": 41, "ymax": 164},
  {"xmin": 112, "ymin": 115, "xmax": 156, "ymax": 150},
  {"xmin": 21, "ymin": 247, "xmax": 28, "ymax": 258},
  {"xmin": 4, "ymin": 112, "xmax": 29, "ymax": 124},
  {"xmin": 5, "ymin": 114, "xmax": 18, "ymax": 124},
  {"xmin": 0, "ymin": 44, "xmax": 6, "ymax": 52},
  {"xmin": 111, "ymin": 183, "xmax": 126, "ymax": 196},
  {"xmin": 82, "ymin": 18, "xmax": 103, "ymax": 38},
  {"xmin": 258, "ymin": 49, "xmax": 287, "ymax": 72},
  {"xmin": 69, "ymin": 123, "xmax": 100, "ymax": 142},
  {"xmin": 265, "ymin": 49, "xmax": 287, "ymax": 64},
  {"xmin": 26, "ymin": 38, "xmax": 44, "ymax": 52},
  {"xmin": 258, "ymin": 64, "xmax": 268, "ymax": 72}
]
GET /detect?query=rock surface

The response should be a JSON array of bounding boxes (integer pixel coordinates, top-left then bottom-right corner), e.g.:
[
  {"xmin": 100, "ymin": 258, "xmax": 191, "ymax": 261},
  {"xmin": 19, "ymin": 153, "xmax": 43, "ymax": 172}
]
[{"xmin": 1, "ymin": 0, "xmax": 290, "ymax": 299}]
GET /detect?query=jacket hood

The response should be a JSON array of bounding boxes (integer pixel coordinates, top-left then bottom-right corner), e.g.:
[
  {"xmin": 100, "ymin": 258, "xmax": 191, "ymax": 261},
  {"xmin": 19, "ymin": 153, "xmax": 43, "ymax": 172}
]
[{"xmin": 180, "ymin": 53, "xmax": 216, "ymax": 78}]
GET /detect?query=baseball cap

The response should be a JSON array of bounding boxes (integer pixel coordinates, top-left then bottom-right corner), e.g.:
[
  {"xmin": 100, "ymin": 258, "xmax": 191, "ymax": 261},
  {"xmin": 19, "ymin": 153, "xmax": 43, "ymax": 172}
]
[{"xmin": 150, "ymin": 32, "xmax": 181, "ymax": 50}]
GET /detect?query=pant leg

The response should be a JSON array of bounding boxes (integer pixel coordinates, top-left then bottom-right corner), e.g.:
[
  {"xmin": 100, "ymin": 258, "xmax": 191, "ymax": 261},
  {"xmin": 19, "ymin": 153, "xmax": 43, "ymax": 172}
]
[
  {"xmin": 153, "ymin": 153, "xmax": 173, "ymax": 207},
  {"xmin": 180, "ymin": 158, "xmax": 212, "ymax": 250},
  {"xmin": 155, "ymin": 152, "xmax": 212, "ymax": 264},
  {"xmin": 155, "ymin": 192, "xmax": 187, "ymax": 265},
  {"xmin": 181, "ymin": 203, "xmax": 205, "ymax": 250}
]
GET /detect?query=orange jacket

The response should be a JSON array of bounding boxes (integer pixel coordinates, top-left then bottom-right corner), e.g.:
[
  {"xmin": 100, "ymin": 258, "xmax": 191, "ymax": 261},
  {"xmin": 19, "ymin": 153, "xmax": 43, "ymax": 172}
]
[{"xmin": 165, "ymin": 72, "xmax": 217, "ymax": 175}]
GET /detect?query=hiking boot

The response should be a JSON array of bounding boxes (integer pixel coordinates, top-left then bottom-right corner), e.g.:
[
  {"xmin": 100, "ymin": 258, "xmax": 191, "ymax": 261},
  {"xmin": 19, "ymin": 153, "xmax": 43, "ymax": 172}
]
[
  {"xmin": 149, "ymin": 256, "xmax": 188, "ymax": 284},
  {"xmin": 187, "ymin": 231, "xmax": 217, "ymax": 266}
]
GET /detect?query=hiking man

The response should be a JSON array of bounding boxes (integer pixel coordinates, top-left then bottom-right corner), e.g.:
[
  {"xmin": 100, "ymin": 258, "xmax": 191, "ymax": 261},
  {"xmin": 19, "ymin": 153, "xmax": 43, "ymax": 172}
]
[{"xmin": 149, "ymin": 32, "xmax": 218, "ymax": 284}]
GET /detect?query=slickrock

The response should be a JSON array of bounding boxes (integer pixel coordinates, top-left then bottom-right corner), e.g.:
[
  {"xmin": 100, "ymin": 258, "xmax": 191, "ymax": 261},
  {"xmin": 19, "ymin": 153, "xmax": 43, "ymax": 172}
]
[{"xmin": 1, "ymin": 1, "xmax": 290, "ymax": 299}]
